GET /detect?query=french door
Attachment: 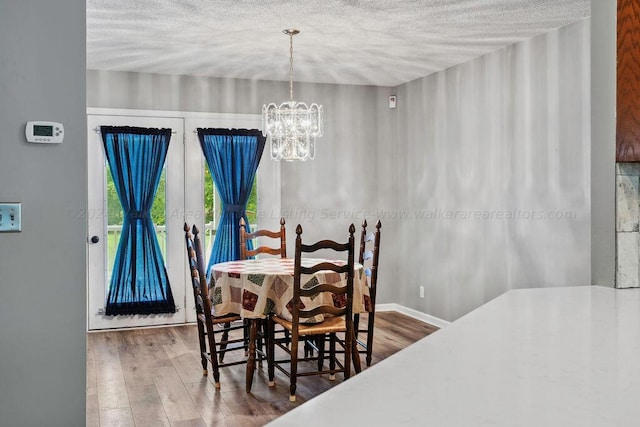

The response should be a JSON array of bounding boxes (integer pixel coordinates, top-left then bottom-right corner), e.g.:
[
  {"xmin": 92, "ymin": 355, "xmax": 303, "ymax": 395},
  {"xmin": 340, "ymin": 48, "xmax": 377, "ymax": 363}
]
[
  {"xmin": 87, "ymin": 115, "xmax": 185, "ymax": 330},
  {"xmin": 87, "ymin": 111, "xmax": 273, "ymax": 330}
]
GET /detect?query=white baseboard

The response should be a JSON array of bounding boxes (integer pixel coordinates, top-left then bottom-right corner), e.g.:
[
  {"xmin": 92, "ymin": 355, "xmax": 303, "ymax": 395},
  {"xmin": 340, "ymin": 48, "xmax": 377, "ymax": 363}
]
[
  {"xmin": 376, "ymin": 303, "xmax": 450, "ymax": 329},
  {"xmin": 88, "ymin": 304, "xmax": 450, "ymax": 333}
]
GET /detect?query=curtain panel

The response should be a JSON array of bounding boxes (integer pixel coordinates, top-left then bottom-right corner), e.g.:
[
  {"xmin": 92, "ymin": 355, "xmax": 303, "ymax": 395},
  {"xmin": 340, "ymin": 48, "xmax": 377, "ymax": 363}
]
[
  {"xmin": 101, "ymin": 126, "xmax": 176, "ymax": 315},
  {"xmin": 197, "ymin": 128, "xmax": 266, "ymax": 274}
]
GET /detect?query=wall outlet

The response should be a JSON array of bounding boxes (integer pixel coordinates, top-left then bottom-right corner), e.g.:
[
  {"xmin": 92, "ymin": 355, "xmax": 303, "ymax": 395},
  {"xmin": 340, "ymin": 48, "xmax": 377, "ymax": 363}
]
[
  {"xmin": 419, "ymin": 286, "xmax": 424, "ymax": 298},
  {"xmin": 0, "ymin": 203, "xmax": 22, "ymax": 232}
]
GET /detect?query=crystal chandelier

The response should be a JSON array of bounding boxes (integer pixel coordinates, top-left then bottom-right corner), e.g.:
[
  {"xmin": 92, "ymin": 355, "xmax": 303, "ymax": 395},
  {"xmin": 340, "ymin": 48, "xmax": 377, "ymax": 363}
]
[{"xmin": 262, "ymin": 29, "xmax": 323, "ymax": 161}]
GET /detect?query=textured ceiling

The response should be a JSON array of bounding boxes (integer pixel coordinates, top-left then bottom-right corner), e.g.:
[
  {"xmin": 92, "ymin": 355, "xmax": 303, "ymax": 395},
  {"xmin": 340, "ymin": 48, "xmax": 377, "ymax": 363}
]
[{"xmin": 87, "ymin": 0, "xmax": 590, "ymax": 87}]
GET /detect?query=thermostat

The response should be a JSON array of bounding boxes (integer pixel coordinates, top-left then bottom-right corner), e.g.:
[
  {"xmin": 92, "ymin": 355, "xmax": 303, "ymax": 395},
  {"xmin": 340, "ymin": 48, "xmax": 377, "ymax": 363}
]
[{"xmin": 25, "ymin": 121, "xmax": 64, "ymax": 143}]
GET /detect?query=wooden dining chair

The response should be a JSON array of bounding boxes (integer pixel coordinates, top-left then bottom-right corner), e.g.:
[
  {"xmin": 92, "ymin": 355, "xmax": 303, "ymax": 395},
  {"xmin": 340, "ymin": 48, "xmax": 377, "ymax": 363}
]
[
  {"xmin": 353, "ymin": 219, "xmax": 382, "ymax": 367},
  {"xmin": 239, "ymin": 216, "xmax": 298, "ymax": 357},
  {"xmin": 239, "ymin": 216, "xmax": 286, "ymax": 260},
  {"xmin": 183, "ymin": 223, "xmax": 247, "ymax": 389},
  {"xmin": 267, "ymin": 223, "xmax": 358, "ymax": 402}
]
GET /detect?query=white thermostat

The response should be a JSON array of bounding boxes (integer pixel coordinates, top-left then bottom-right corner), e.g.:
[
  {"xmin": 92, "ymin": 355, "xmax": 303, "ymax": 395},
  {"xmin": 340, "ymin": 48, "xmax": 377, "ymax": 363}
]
[{"xmin": 25, "ymin": 121, "xmax": 64, "ymax": 143}]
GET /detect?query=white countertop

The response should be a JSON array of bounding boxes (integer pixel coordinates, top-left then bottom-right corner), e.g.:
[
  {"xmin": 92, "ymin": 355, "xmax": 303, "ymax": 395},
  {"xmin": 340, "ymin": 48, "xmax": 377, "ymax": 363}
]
[{"xmin": 268, "ymin": 286, "xmax": 640, "ymax": 426}]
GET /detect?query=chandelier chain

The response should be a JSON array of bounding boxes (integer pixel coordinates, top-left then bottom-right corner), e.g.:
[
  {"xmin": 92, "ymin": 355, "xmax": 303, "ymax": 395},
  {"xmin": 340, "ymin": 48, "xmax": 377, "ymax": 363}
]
[{"xmin": 289, "ymin": 32, "xmax": 294, "ymax": 101}]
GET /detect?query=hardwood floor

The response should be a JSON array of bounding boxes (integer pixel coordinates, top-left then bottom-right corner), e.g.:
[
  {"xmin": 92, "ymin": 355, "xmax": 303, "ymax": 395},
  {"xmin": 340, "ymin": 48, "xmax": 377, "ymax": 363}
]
[{"xmin": 87, "ymin": 312, "xmax": 439, "ymax": 427}]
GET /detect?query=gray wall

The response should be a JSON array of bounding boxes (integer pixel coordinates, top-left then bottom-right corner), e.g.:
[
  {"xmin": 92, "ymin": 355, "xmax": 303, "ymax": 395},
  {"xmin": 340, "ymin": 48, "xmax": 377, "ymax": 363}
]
[
  {"xmin": 0, "ymin": 1, "xmax": 87, "ymax": 426},
  {"xmin": 393, "ymin": 19, "xmax": 591, "ymax": 320},
  {"xmin": 591, "ymin": 0, "xmax": 617, "ymax": 287},
  {"xmin": 88, "ymin": 19, "xmax": 591, "ymax": 323}
]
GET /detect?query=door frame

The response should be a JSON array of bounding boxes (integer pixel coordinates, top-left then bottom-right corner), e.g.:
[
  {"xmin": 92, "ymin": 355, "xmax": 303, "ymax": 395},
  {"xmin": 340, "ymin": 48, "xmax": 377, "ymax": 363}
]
[{"xmin": 87, "ymin": 114, "xmax": 186, "ymax": 330}]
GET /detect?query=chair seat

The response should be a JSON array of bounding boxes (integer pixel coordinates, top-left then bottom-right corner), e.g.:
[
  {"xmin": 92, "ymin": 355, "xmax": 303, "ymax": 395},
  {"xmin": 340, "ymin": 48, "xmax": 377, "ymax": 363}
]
[
  {"xmin": 197, "ymin": 312, "xmax": 242, "ymax": 325},
  {"xmin": 272, "ymin": 315, "xmax": 346, "ymax": 336}
]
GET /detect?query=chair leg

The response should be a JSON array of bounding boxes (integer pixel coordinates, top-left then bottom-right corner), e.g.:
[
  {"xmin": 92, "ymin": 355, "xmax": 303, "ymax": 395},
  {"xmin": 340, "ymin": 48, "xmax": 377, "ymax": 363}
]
[
  {"xmin": 289, "ymin": 333, "xmax": 299, "ymax": 401},
  {"xmin": 206, "ymin": 323, "xmax": 222, "ymax": 388},
  {"xmin": 246, "ymin": 320, "xmax": 258, "ymax": 393},
  {"xmin": 304, "ymin": 337, "xmax": 312, "ymax": 358},
  {"xmin": 255, "ymin": 319, "xmax": 265, "ymax": 366},
  {"xmin": 211, "ymin": 366, "xmax": 221, "ymax": 388},
  {"xmin": 219, "ymin": 322, "xmax": 230, "ymax": 363},
  {"xmin": 329, "ymin": 333, "xmax": 336, "ymax": 380},
  {"xmin": 243, "ymin": 320, "xmax": 250, "ymax": 353},
  {"xmin": 317, "ymin": 335, "xmax": 326, "ymax": 372},
  {"xmin": 196, "ymin": 321, "xmax": 208, "ymax": 376},
  {"xmin": 353, "ymin": 313, "xmax": 360, "ymax": 341},
  {"xmin": 267, "ymin": 318, "xmax": 275, "ymax": 386},
  {"xmin": 344, "ymin": 329, "xmax": 352, "ymax": 380},
  {"xmin": 284, "ymin": 329, "xmax": 291, "ymax": 348},
  {"xmin": 366, "ymin": 312, "xmax": 375, "ymax": 367},
  {"xmin": 351, "ymin": 328, "xmax": 361, "ymax": 374}
]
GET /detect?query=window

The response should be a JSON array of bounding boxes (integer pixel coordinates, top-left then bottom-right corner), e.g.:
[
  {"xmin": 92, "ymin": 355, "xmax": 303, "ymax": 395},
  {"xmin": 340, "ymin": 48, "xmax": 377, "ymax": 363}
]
[{"xmin": 203, "ymin": 165, "xmax": 258, "ymax": 264}]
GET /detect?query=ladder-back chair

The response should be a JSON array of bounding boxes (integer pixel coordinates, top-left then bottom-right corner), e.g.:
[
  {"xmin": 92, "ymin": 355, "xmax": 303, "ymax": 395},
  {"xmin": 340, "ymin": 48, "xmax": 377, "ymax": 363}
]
[
  {"xmin": 184, "ymin": 223, "xmax": 247, "ymax": 389},
  {"xmin": 267, "ymin": 223, "xmax": 358, "ymax": 402},
  {"xmin": 353, "ymin": 219, "xmax": 382, "ymax": 366}
]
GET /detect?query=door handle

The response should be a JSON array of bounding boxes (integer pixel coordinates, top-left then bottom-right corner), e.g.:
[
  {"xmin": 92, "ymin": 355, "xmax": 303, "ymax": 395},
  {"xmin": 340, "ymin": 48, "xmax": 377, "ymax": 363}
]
[{"xmin": 90, "ymin": 235, "xmax": 100, "ymax": 244}]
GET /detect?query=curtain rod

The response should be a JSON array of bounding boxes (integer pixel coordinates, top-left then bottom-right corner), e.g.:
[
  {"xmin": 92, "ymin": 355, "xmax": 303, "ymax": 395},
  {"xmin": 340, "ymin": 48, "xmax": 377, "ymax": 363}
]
[{"xmin": 93, "ymin": 127, "xmax": 177, "ymax": 134}]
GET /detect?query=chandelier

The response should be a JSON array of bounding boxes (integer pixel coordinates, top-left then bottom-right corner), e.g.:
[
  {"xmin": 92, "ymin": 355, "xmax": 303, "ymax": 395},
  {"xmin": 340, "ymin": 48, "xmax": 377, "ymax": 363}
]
[{"xmin": 262, "ymin": 29, "xmax": 323, "ymax": 161}]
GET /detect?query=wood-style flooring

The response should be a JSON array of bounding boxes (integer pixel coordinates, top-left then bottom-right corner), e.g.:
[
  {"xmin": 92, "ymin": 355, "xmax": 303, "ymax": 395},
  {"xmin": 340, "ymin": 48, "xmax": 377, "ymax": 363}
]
[{"xmin": 86, "ymin": 311, "xmax": 439, "ymax": 427}]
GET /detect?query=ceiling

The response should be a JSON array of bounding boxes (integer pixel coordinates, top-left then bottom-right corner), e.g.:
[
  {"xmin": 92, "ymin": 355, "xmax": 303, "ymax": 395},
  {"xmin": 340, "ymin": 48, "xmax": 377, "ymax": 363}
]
[{"xmin": 86, "ymin": 0, "xmax": 590, "ymax": 87}]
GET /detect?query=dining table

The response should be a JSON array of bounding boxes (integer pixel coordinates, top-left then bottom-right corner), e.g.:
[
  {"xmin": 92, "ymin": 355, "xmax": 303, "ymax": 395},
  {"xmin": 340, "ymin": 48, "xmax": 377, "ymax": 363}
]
[{"xmin": 208, "ymin": 257, "xmax": 371, "ymax": 391}]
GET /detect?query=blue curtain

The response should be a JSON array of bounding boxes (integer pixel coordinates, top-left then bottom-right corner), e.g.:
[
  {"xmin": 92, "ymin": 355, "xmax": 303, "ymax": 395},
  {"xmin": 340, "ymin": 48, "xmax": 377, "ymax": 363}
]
[
  {"xmin": 197, "ymin": 128, "xmax": 265, "ymax": 273},
  {"xmin": 101, "ymin": 126, "xmax": 176, "ymax": 315}
]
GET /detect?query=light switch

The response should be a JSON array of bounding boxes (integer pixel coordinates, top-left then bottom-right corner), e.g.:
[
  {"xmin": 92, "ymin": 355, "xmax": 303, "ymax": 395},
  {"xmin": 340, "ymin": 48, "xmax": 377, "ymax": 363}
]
[{"xmin": 0, "ymin": 203, "xmax": 22, "ymax": 232}]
